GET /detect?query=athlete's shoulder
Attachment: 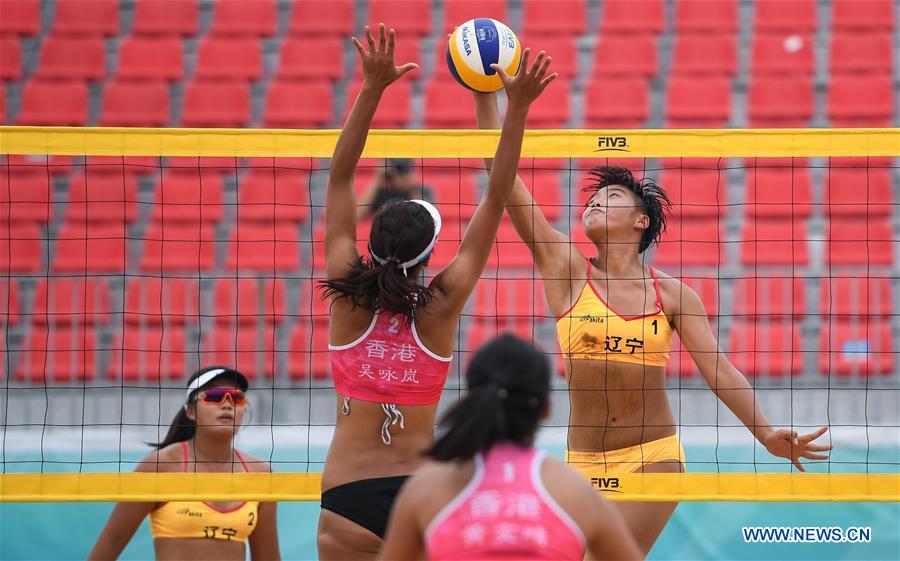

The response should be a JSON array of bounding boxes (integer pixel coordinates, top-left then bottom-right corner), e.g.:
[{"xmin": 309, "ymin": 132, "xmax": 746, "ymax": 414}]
[
  {"xmin": 652, "ymin": 268, "xmax": 700, "ymax": 314},
  {"xmin": 137, "ymin": 443, "xmax": 183, "ymax": 473},
  {"xmin": 235, "ymin": 450, "xmax": 272, "ymax": 473}
]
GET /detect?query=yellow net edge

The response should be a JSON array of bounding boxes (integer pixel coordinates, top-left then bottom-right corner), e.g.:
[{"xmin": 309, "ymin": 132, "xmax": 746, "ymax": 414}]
[
  {"xmin": 1, "ymin": 473, "xmax": 897, "ymax": 503},
  {"xmin": 1, "ymin": 126, "xmax": 898, "ymax": 158}
]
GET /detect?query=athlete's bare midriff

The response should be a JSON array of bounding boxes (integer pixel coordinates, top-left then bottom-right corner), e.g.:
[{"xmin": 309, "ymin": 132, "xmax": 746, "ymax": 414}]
[
  {"xmin": 321, "ymin": 396, "xmax": 437, "ymax": 490},
  {"xmin": 565, "ymin": 358, "xmax": 676, "ymax": 452},
  {"xmin": 153, "ymin": 537, "xmax": 245, "ymax": 561}
]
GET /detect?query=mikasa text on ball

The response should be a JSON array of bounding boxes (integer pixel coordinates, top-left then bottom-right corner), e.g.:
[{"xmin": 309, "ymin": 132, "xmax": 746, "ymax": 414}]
[{"xmin": 446, "ymin": 18, "xmax": 521, "ymax": 92}]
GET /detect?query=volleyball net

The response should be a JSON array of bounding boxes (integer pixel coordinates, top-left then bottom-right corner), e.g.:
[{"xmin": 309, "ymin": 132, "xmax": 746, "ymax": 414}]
[{"xmin": 1, "ymin": 126, "xmax": 898, "ymax": 502}]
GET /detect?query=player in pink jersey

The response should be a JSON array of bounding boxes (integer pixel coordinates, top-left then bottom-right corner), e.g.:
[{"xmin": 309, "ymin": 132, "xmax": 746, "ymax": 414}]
[
  {"xmin": 316, "ymin": 24, "xmax": 557, "ymax": 561},
  {"xmin": 379, "ymin": 334, "xmax": 642, "ymax": 561}
]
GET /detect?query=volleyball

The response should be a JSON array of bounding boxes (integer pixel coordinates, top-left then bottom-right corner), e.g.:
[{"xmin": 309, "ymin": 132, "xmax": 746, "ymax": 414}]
[{"xmin": 446, "ymin": 18, "xmax": 521, "ymax": 92}]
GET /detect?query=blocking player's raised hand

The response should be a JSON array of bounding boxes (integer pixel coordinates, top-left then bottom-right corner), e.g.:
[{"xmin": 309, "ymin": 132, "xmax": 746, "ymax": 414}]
[{"xmin": 352, "ymin": 23, "xmax": 419, "ymax": 91}]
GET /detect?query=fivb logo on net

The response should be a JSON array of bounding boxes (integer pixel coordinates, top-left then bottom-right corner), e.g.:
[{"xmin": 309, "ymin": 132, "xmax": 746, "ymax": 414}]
[{"xmin": 596, "ymin": 136, "xmax": 630, "ymax": 152}]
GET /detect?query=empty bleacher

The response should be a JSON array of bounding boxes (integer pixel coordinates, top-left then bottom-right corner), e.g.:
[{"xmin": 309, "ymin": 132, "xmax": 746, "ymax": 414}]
[{"xmin": 0, "ymin": 0, "xmax": 897, "ymax": 383}]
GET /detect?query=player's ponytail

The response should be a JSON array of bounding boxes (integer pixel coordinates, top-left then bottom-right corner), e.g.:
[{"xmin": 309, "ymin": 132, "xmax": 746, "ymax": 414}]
[
  {"xmin": 428, "ymin": 334, "xmax": 551, "ymax": 462},
  {"xmin": 321, "ymin": 199, "xmax": 436, "ymax": 322},
  {"xmin": 152, "ymin": 406, "xmax": 196, "ymax": 450}
]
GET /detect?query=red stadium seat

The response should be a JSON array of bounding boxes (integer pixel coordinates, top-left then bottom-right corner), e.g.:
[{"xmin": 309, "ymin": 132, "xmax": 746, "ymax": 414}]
[
  {"xmin": 213, "ymin": 278, "xmax": 286, "ymax": 325},
  {"xmin": 148, "ymin": 170, "xmax": 224, "ymax": 224},
  {"xmin": 32, "ymin": 278, "xmax": 109, "ymax": 325},
  {"xmin": 131, "ymin": 0, "xmax": 199, "ymax": 36},
  {"xmin": 86, "ymin": 154, "xmax": 159, "ymax": 175},
  {"xmin": 747, "ymin": 75, "xmax": 813, "ymax": 127},
  {"xmin": 195, "ymin": 36, "xmax": 262, "ymax": 81},
  {"xmin": 821, "ymin": 276, "xmax": 893, "ymax": 319},
  {"xmin": 181, "ymin": 80, "xmax": 250, "ymax": 127},
  {"xmin": 236, "ymin": 168, "xmax": 311, "ymax": 222},
  {"xmin": 52, "ymin": 0, "xmax": 119, "ymax": 36},
  {"xmin": 443, "ymin": 0, "xmax": 508, "ymax": 33},
  {"xmin": 825, "ymin": 217, "xmax": 893, "ymax": 266},
  {"xmin": 670, "ymin": 34, "xmax": 737, "ymax": 76},
  {"xmin": 819, "ymin": 320, "xmax": 894, "ymax": 376},
  {"xmin": 828, "ymin": 73, "xmax": 893, "ymax": 127},
  {"xmin": 750, "ymin": 33, "xmax": 815, "ymax": 76},
  {"xmin": 277, "ymin": 36, "xmax": 344, "ymax": 81},
  {"xmin": 829, "ymin": 33, "xmax": 893, "ymax": 75},
  {"xmin": 599, "ymin": 0, "xmax": 665, "ymax": 35},
  {"xmin": 418, "ymin": 169, "xmax": 478, "ymax": 220},
  {"xmin": 823, "ymin": 168, "xmax": 893, "ymax": 217},
  {"xmin": 486, "ymin": 221, "xmax": 536, "ymax": 269},
  {"xmin": 680, "ymin": 274, "xmax": 720, "ymax": 318},
  {"xmin": 52, "ymin": 222, "xmax": 127, "ymax": 272},
  {"xmin": 507, "ymin": 278, "xmax": 549, "ymax": 324},
  {"xmin": 123, "ymin": 278, "xmax": 200, "ymax": 325},
  {"xmin": 583, "ymin": 77, "xmax": 650, "ymax": 128},
  {"xmin": 0, "ymin": 280, "xmax": 19, "ymax": 326},
  {"xmin": 296, "ymin": 279, "xmax": 332, "ymax": 323},
  {"xmin": 139, "ymin": 223, "xmax": 216, "ymax": 272},
  {"xmin": 744, "ymin": 167, "xmax": 813, "ymax": 217},
  {"xmin": 0, "ymin": 0, "xmax": 40, "ymax": 36},
  {"xmin": 732, "ymin": 276, "xmax": 807, "ymax": 320},
  {"xmin": 831, "ymin": 0, "xmax": 895, "ymax": 31},
  {"xmin": 674, "ymin": 0, "xmax": 737, "ymax": 33},
  {"xmin": 115, "ymin": 36, "xmax": 183, "ymax": 81},
  {"xmin": 208, "ymin": 0, "xmax": 276, "ymax": 37},
  {"xmin": 287, "ymin": 0, "xmax": 354, "ymax": 36},
  {"xmin": 652, "ymin": 218, "xmax": 724, "ymax": 267},
  {"xmin": 17, "ymin": 80, "xmax": 88, "ymax": 125},
  {"xmin": 225, "ymin": 221, "xmax": 301, "ymax": 272},
  {"xmin": 740, "ymin": 219, "xmax": 809, "ymax": 267},
  {"xmin": 99, "ymin": 79, "xmax": 169, "ymax": 127},
  {"xmin": 511, "ymin": 170, "xmax": 562, "ymax": 222},
  {"xmin": 17, "ymin": 325, "xmax": 97, "ymax": 382},
  {"xmin": 527, "ymin": 78, "xmax": 570, "ymax": 128},
  {"xmin": 204, "ymin": 323, "xmax": 276, "ymax": 379},
  {"xmin": 0, "ymin": 169, "xmax": 53, "ymax": 222},
  {"xmin": 658, "ymin": 167, "xmax": 727, "ymax": 217},
  {"xmin": 820, "ymin": 273, "xmax": 893, "ymax": 322},
  {"xmin": 108, "ymin": 326, "xmax": 191, "ymax": 381},
  {"xmin": 289, "ymin": 320, "xmax": 331, "ymax": 379},
  {"xmin": 0, "ymin": 222, "xmax": 41, "ymax": 272},
  {"xmin": 665, "ymin": 76, "xmax": 732, "ymax": 127},
  {"xmin": 518, "ymin": 36, "xmax": 577, "ymax": 79},
  {"xmin": 592, "ymin": 35, "xmax": 658, "ymax": 78},
  {"xmin": 754, "ymin": 0, "xmax": 816, "ymax": 32},
  {"xmin": 64, "ymin": 170, "xmax": 139, "ymax": 223},
  {"xmin": 0, "ymin": 37, "xmax": 22, "ymax": 81},
  {"xmin": 34, "ymin": 35, "xmax": 105, "ymax": 80},
  {"xmin": 263, "ymin": 80, "xmax": 333, "ymax": 128},
  {"xmin": 368, "ymin": 0, "xmax": 432, "ymax": 37},
  {"xmin": 344, "ymin": 79, "xmax": 412, "ymax": 128},
  {"xmin": 3, "ymin": 154, "xmax": 75, "ymax": 175},
  {"xmin": 521, "ymin": 0, "xmax": 587, "ymax": 36},
  {"xmin": 729, "ymin": 320, "xmax": 803, "ymax": 377},
  {"xmin": 424, "ymin": 78, "xmax": 477, "ymax": 128}
]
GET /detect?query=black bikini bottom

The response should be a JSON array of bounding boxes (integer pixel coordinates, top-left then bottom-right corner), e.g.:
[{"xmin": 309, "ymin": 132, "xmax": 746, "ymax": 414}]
[{"xmin": 320, "ymin": 475, "xmax": 410, "ymax": 539}]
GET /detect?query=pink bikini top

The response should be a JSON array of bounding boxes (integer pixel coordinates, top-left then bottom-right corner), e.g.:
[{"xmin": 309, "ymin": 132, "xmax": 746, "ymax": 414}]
[
  {"xmin": 425, "ymin": 442, "xmax": 586, "ymax": 561},
  {"xmin": 330, "ymin": 311, "xmax": 452, "ymax": 444}
]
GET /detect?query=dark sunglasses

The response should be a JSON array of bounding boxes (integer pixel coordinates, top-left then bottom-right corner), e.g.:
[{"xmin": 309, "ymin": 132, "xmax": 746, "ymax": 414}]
[{"xmin": 198, "ymin": 388, "xmax": 247, "ymax": 406}]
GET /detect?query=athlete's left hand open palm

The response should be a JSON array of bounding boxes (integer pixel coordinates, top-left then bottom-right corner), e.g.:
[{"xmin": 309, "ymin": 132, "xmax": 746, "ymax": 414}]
[{"xmin": 763, "ymin": 426, "xmax": 832, "ymax": 471}]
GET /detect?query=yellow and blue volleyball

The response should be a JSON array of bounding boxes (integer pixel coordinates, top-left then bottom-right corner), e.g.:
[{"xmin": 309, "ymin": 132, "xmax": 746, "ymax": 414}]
[{"xmin": 446, "ymin": 18, "xmax": 521, "ymax": 92}]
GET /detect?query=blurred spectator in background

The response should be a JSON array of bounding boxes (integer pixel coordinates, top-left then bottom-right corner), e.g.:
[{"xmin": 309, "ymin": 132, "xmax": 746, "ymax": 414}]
[{"xmin": 357, "ymin": 158, "xmax": 434, "ymax": 219}]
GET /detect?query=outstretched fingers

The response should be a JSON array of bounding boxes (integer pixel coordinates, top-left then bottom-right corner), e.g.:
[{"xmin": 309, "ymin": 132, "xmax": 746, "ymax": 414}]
[
  {"xmin": 351, "ymin": 36, "xmax": 366, "ymax": 57},
  {"xmin": 387, "ymin": 28, "xmax": 396, "ymax": 56},
  {"xmin": 377, "ymin": 23, "xmax": 386, "ymax": 54}
]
